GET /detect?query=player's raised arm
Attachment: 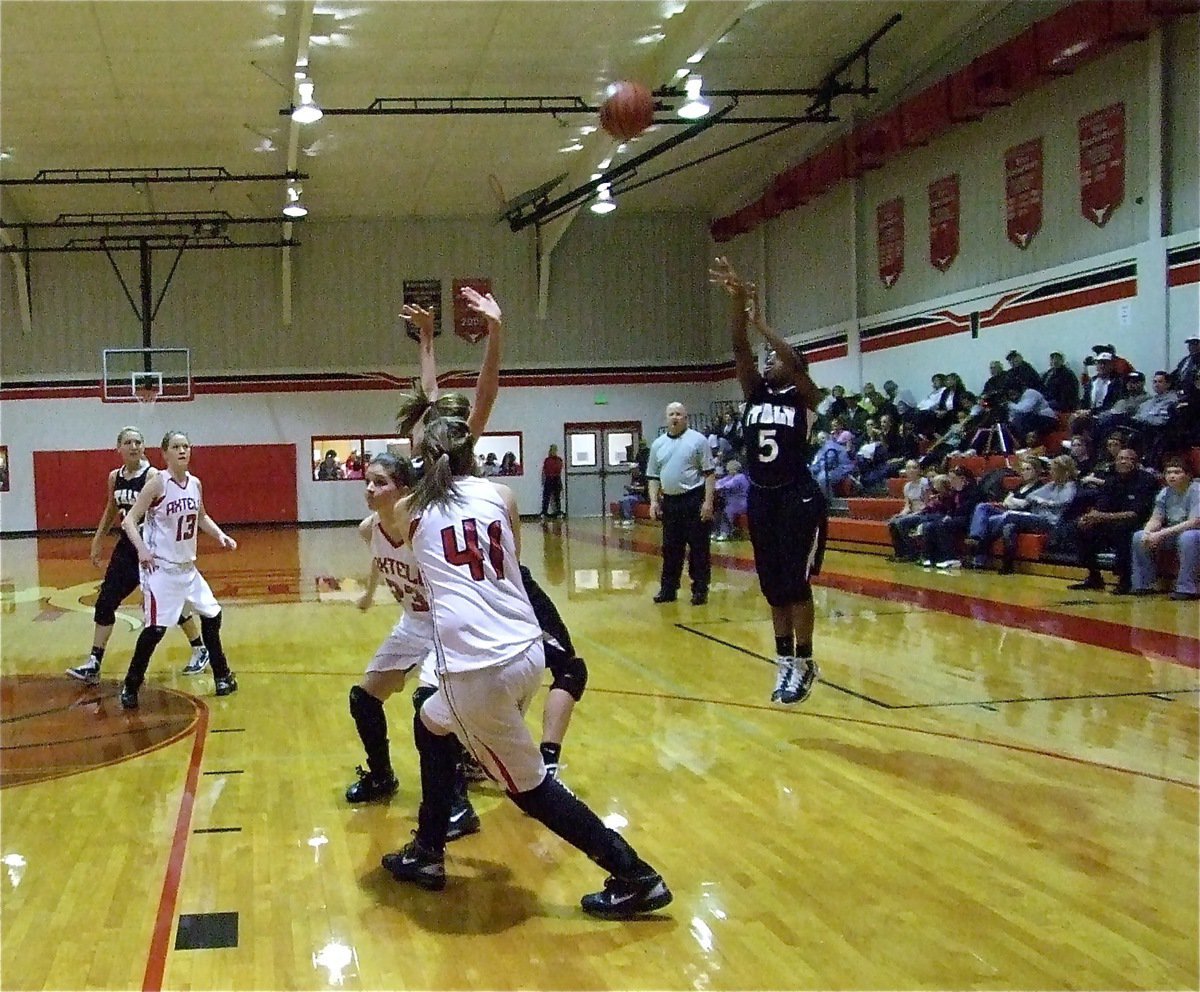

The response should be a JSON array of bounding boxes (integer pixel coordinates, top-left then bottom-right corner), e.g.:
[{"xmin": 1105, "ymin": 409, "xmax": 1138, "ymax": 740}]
[
  {"xmin": 751, "ymin": 299, "xmax": 822, "ymax": 412},
  {"xmin": 459, "ymin": 286, "xmax": 504, "ymax": 437},
  {"xmin": 399, "ymin": 303, "xmax": 440, "ymax": 400},
  {"xmin": 709, "ymin": 256, "xmax": 762, "ymax": 401}
]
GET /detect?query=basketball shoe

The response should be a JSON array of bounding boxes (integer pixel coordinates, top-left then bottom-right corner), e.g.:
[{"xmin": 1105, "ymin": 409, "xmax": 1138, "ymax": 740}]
[
  {"xmin": 778, "ymin": 658, "xmax": 819, "ymax": 705},
  {"xmin": 382, "ymin": 837, "xmax": 446, "ymax": 891},
  {"xmin": 345, "ymin": 765, "xmax": 398, "ymax": 803},
  {"xmin": 181, "ymin": 646, "xmax": 210, "ymax": 675},
  {"xmin": 771, "ymin": 657, "xmax": 794, "ymax": 702},
  {"xmin": 67, "ymin": 657, "xmax": 102, "ymax": 686},
  {"xmin": 214, "ymin": 674, "xmax": 238, "ymax": 697},
  {"xmin": 120, "ymin": 682, "xmax": 139, "ymax": 710},
  {"xmin": 581, "ymin": 870, "xmax": 673, "ymax": 919},
  {"xmin": 446, "ymin": 796, "xmax": 481, "ymax": 841}
]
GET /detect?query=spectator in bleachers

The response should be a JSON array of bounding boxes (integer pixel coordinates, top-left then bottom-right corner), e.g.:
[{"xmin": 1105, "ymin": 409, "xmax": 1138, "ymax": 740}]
[
  {"xmin": 1066, "ymin": 447, "xmax": 1159, "ymax": 593},
  {"xmin": 886, "ymin": 461, "xmax": 936, "ymax": 562},
  {"xmin": 1007, "ymin": 383, "xmax": 1058, "ymax": 441},
  {"xmin": 1170, "ymin": 336, "xmax": 1200, "ymax": 392},
  {"xmin": 920, "ymin": 464, "xmax": 983, "ymax": 568},
  {"xmin": 1072, "ymin": 352, "xmax": 1122, "ymax": 434},
  {"xmin": 965, "ymin": 455, "xmax": 1077, "ymax": 574},
  {"xmin": 713, "ymin": 460, "xmax": 750, "ymax": 541},
  {"xmin": 914, "ymin": 374, "xmax": 949, "ymax": 435},
  {"xmin": 317, "ymin": 449, "xmax": 343, "ymax": 480},
  {"xmin": 828, "ymin": 417, "xmax": 855, "ymax": 449},
  {"xmin": 616, "ymin": 465, "xmax": 649, "ymax": 528},
  {"xmin": 1005, "ymin": 351, "xmax": 1042, "ymax": 395},
  {"xmin": 1041, "ymin": 351, "xmax": 1080, "ymax": 412},
  {"xmin": 1094, "ymin": 372, "xmax": 1150, "ymax": 441},
  {"xmin": 1128, "ymin": 456, "xmax": 1200, "ymax": 600},
  {"xmin": 920, "ymin": 410, "xmax": 971, "ymax": 469},
  {"xmin": 1092, "ymin": 343, "xmax": 1135, "ymax": 380},
  {"xmin": 883, "ymin": 419, "xmax": 921, "ymax": 477},
  {"xmin": 1079, "ymin": 432, "xmax": 1128, "ymax": 490},
  {"xmin": 882, "ymin": 379, "xmax": 916, "ymax": 420},
  {"xmin": 1163, "ymin": 360, "xmax": 1200, "ymax": 455},
  {"xmin": 982, "ymin": 360, "xmax": 1008, "ymax": 398},
  {"xmin": 878, "ymin": 412, "xmax": 900, "ymax": 451},
  {"xmin": 1067, "ymin": 435, "xmax": 1095, "ymax": 477},
  {"xmin": 1131, "ymin": 371, "xmax": 1179, "ymax": 432},
  {"xmin": 855, "ymin": 421, "xmax": 891, "ymax": 491},
  {"xmin": 715, "ymin": 410, "xmax": 743, "ymax": 461},
  {"xmin": 810, "ymin": 431, "xmax": 855, "ymax": 495},
  {"xmin": 816, "ymin": 385, "xmax": 850, "ymax": 424},
  {"xmin": 708, "ymin": 431, "xmax": 733, "ymax": 467}
]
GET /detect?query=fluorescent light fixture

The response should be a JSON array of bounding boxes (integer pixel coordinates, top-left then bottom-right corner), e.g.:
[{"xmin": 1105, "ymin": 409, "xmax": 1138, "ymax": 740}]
[
  {"xmin": 677, "ymin": 75, "xmax": 710, "ymax": 119},
  {"xmin": 283, "ymin": 185, "xmax": 308, "ymax": 218},
  {"xmin": 589, "ymin": 187, "xmax": 616, "ymax": 215},
  {"xmin": 292, "ymin": 79, "xmax": 323, "ymax": 124}
]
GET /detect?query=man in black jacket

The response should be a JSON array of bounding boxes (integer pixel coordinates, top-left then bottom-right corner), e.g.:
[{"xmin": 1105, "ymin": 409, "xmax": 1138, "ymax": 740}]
[
  {"xmin": 1040, "ymin": 351, "xmax": 1080, "ymax": 412},
  {"xmin": 1067, "ymin": 447, "xmax": 1159, "ymax": 593},
  {"xmin": 1005, "ymin": 350, "xmax": 1041, "ymax": 395}
]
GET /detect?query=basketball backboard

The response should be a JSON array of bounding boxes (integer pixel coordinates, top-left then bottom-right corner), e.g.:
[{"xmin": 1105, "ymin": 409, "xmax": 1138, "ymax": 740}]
[{"xmin": 102, "ymin": 347, "xmax": 192, "ymax": 402}]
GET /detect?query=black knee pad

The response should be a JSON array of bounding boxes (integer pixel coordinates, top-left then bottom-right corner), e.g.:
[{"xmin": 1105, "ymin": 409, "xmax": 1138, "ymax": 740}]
[
  {"xmin": 143, "ymin": 625, "xmax": 169, "ymax": 642},
  {"xmin": 177, "ymin": 613, "xmax": 193, "ymax": 627},
  {"xmin": 199, "ymin": 612, "xmax": 222, "ymax": 638},
  {"xmin": 93, "ymin": 599, "xmax": 119, "ymax": 627},
  {"xmin": 412, "ymin": 684, "xmax": 437, "ymax": 712},
  {"xmin": 349, "ymin": 684, "xmax": 383, "ymax": 720},
  {"xmin": 548, "ymin": 653, "xmax": 588, "ymax": 702}
]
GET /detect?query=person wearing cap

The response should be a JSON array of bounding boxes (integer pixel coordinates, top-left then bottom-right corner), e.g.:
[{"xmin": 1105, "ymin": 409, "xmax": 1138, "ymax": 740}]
[
  {"xmin": 1066, "ymin": 447, "xmax": 1158, "ymax": 593},
  {"xmin": 1041, "ymin": 352, "xmax": 1080, "ymax": 412},
  {"xmin": 1074, "ymin": 353, "xmax": 1122, "ymax": 431},
  {"xmin": 1092, "ymin": 343, "xmax": 1135, "ymax": 380},
  {"xmin": 1170, "ymin": 336, "xmax": 1200, "ymax": 393},
  {"xmin": 1004, "ymin": 351, "xmax": 1041, "ymax": 395}
]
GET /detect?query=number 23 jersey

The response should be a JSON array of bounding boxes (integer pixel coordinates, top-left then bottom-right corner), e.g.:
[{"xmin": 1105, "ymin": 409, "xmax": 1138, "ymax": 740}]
[
  {"xmin": 143, "ymin": 472, "xmax": 204, "ymax": 565},
  {"xmin": 741, "ymin": 381, "xmax": 815, "ymax": 489}
]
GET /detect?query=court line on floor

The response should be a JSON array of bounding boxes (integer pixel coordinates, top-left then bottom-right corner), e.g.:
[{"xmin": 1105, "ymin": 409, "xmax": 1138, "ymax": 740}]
[
  {"xmin": 592, "ymin": 685, "xmax": 1197, "ymax": 790},
  {"xmin": 142, "ymin": 701, "xmax": 210, "ymax": 992},
  {"xmin": 582, "ymin": 530, "xmax": 1200, "ymax": 669},
  {"xmin": 673, "ymin": 622, "xmax": 1195, "ymax": 711}
]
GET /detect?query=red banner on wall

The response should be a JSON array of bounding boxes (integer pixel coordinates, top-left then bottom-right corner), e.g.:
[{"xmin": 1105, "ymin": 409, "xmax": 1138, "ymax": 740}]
[
  {"xmin": 1079, "ymin": 103, "xmax": 1125, "ymax": 227},
  {"xmin": 928, "ymin": 174, "xmax": 960, "ymax": 272},
  {"xmin": 876, "ymin": 197, "xmax": 904, "ymax": 288},
  {"xmin": 402, "ymin": 279, "xmax": 442, "ymax": 342},
  {"xmin": 452, "ymin": 278, "xmax": 493, "ymax": 343},
  {"xmin": 1005, "ymin": 137, "xmax": 1043, "ymax": 249}
]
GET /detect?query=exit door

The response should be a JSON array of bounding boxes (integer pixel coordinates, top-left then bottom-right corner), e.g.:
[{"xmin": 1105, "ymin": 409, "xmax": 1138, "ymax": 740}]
[{"xmin": 563, "ymin": 421, "xmax": 641, "ymax": 518}]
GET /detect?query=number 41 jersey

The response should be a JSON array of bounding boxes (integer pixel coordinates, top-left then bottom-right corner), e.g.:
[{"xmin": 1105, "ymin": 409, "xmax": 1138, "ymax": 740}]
[
  {"xmin": 143, "ymin": 472, "xmax": 203, "ymax": 566},
  {"xmin": 741, "ymin": 381, "xmax": 814, "ymax": 489}
]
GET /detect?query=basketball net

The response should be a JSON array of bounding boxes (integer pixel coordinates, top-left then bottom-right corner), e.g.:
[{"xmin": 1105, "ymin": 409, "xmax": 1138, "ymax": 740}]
[{"xmin": 134, "ymin": 384, "xmax": 160, "ymax": 414}]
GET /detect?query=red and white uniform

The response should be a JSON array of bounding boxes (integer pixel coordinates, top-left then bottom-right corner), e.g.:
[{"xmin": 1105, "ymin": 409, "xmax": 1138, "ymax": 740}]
[
  {"xmin": 140, "ymin": 472, "xmax": 220, "ymax": 626},
  {"xmin": 365, "ymin": 515, "xmax": 436, "ymax": 684},
  {"xmin": 410, "ymin": 476, "xmax": 546, "ymax": 792}
]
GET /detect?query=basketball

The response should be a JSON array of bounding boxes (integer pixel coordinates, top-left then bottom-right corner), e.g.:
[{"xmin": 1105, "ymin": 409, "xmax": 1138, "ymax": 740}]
[{"xmin": 599, "ymin": 81, "xmax": 655, "ymax": 141}]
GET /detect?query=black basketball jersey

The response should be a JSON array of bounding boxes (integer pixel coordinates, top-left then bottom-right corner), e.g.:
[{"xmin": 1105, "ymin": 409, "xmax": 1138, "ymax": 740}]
[
  {"xmin": 112, "ymin": 463, "xmax": 153, "ymax": 539},
  {"xmin": 741, "ymin": 382, "xmax": 813, "ymax": 489}
]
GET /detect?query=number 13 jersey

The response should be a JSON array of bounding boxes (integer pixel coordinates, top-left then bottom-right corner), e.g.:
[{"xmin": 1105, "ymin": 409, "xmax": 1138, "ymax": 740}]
[
  {"xmin": 741, "ymin": 382, "xmax": 815, "ymax": 490},
  {"xmin": 410, "ymin": 476, "xmax": 542, "ymax": 674},
  {"xmin": 143, "ymin": 472, "xmax": 203, "ymax": 566}
]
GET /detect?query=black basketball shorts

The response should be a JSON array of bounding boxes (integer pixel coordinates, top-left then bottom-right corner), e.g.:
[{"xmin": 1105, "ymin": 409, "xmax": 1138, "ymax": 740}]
[{"xmin": 747, "ymin": 483, "xmax": 827, "ymax": 608}]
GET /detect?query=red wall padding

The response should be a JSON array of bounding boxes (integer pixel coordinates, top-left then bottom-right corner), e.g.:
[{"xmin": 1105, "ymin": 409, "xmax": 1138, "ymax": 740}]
[{"xmin": 34, "ymin": 444, "xmax": 297, "ymax": 530}]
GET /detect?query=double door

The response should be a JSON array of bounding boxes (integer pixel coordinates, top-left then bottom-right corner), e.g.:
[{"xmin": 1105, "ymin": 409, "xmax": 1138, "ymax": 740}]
[{"xmin": 562, "ymin": 421, "xmax": 641, "ymax": 518}]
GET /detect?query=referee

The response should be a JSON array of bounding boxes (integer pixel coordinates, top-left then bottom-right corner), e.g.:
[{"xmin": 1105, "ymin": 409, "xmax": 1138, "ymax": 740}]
[{"xmin": 646, "ymin": 402, "xmax": 716, "ymax": 605}]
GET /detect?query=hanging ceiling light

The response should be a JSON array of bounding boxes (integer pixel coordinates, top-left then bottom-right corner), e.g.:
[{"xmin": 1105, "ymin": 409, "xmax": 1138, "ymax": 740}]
[
  {"xmin": 292, "ymin": 78, "xmax": 323, "ymax": 124},
  {"xmin": 282, "ymin": 185, "xmax": 308, "ymax": 218},
  {"xmin": 676, "ymin": 75, "xmax": 711, "ymax": 120},
  {"xmin": 589, "ymin": 186, "xmax": 616, "ymax": 215}
]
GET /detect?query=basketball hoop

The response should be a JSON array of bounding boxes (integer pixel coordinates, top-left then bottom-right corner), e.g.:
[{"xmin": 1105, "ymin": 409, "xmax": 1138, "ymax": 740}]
[
  {"xmin": 131, "ymin": 371, "xmax": 162, "ymax": 414},
  {"xmin": 134, "ymin": 385, "xmax": 160, "ymax": 413}
]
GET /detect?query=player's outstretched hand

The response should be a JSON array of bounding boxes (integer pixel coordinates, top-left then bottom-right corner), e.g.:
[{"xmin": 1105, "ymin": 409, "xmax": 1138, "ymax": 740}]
[
  {"xmin": 708, "ymin": 256, "xmax": 753, "ymax": 300},
  {"xmin": 460, "ymin": 286, "xmax": 502, "ymax": 324},
  {"xmin": 219, "ymin": 534, "xmax": 238, "ymax": 551},
  {"xmin": 399, "ymin": 304, "xmax": 436, "ymax": 340}
]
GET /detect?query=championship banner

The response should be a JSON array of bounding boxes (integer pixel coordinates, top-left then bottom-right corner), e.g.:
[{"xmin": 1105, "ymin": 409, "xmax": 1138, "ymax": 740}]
[
  {"xmin": 401, "ymin": 279, "xmax": 442, "ymax": 342},
  {"xmin": 1005, "ymin": 138, "xmax": 1043, "ymax": 249},
  {"xmin": 876, "ymin": 197, "xmax": 904, "ymax": 288},
  {"xmin": 1079, "ymin": 103, "xmax": 1125, "ymax": 227},
  {"xmin": 452, "ymin": 278, "xmax": 492, "ymax": 343},
  {"xmin": 928, "ymin": 174, "xmax": 960, "ymax": 272}
]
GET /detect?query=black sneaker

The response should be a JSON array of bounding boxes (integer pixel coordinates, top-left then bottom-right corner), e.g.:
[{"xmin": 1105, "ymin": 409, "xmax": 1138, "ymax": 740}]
[
  {"xmin": 345, "ymin": 765, "xmax": 398, "ymax": 804},
  {"xmin": 120, "ymin": 683, "xmax": 139, "ymax": 710},
  {"xmin": 446, "ymin": 798, "xmax": 481, "ymax": 841},
  {"xmin": 382, "ymin": 838, "xmax": 446, "ymax": 891},
  {"xmin": 67, "ymin": 658, "xmax": 102, "ymax": 685},
  {"xmin": 1067, "ymin": 576, "xmax": 1104, "ymax": 591},
  {"xmin": 778, "ymin": 658, "xmax": 819, "ymax": 705},
  {"xmin": 690, "ymin": 590, "xmax": 708, "ymax": 606},
  {"xmin": 771, "ymin": 658, "xmax": 793, "ymax": 703},
  {"xmin": 652, "ymin": 590, "xmax": 677, "ymax": 604},
  {"xmin": 581, "ymin": 871, "xmax": 673, "ymax": 919},
  {"xmin": 214, "ymin": 674, "xmax": 238, "ymax": 697},
  {"xmin": 461, "ymin": 753, "xmax": 489, "ymax": 782}
]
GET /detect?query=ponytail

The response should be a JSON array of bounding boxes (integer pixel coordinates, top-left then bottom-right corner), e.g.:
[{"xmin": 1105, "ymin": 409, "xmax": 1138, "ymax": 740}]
[{"xmin": 408, "ymin": 417, "xmax": 477, "ymax": 515}]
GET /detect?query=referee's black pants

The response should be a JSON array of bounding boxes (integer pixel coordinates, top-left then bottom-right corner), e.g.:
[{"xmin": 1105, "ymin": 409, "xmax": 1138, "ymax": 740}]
[{"xmin": 660, "ymin": 488, "xmax": 711, "ymax": 596}]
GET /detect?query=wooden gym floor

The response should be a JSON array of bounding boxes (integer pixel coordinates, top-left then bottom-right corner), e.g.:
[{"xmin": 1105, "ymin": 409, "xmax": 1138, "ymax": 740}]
[{"xmin": 1, "ymin": 519, "xmax": 1197, "ymax": 991}]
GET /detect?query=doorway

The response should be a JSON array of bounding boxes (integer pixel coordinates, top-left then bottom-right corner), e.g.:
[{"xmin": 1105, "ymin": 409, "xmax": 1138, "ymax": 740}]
[{"xmin": 562, "ymin": 421, "xmax": 641, "ymax": 519}]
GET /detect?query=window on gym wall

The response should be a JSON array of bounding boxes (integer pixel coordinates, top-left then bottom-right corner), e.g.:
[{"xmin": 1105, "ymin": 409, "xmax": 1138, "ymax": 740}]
[
  {"xmin": 311, "ymin": 436, "xmax": 410, "ymax": 481},
  {"xmin": 0, "ymin": 445, "xmax": 8, "ymax": 492},
  {"xmin": 473, "ymin": 432, "xmax": 524, "ymax": 477}
]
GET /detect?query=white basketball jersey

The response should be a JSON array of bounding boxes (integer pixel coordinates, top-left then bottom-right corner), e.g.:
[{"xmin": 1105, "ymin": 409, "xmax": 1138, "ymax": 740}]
[
  {"xmin": 410, "ymin": 476, "xmax": 540, "ymax": 674},
  {"xmin": 369, "ymin": 516, "xmax": 434, "ymax": 635},
  {"xmin": 143, "ymin": 472, "xmax": 203, "ymax": 566}
]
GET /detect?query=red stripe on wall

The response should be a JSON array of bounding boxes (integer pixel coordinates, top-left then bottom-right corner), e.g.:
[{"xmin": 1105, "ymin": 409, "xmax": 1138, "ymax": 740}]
[
  {"xmin": 1168, "ymin": 262, "xmax": 1200, "ymax": 287},
  {"xmin": 861, "ymin": 320, "xmax": 961, "ymax": 353},
  {"xmin": 985, "ymin": 279, "xmax": 1136, "ymax": 328}
]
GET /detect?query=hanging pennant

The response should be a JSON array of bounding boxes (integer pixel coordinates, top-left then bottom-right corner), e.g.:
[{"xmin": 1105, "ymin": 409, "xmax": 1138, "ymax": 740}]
[
  {"xmin": 1005, "ymin": 138, "xmax": 1043, "ymax": 249},
  {"xmin": 876, "ymin": 197, "xmax": 904, "ymax": 288},
  {"xmin": 402, "ymin": 279, "xmax": 442, "ymax": 342},
  {"xmin": 1079, "ymin": 103, "xmax": 1125, "ymax": 227},
  {"xmin": 929, "ymin": 174, "xmax": 960, "ymax": 272}
]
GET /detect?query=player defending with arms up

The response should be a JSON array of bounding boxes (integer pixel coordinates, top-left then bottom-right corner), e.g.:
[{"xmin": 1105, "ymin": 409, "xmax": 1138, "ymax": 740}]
[
  {"xmin": 710, "ymin": 257, "xmax": 825, "ymax": 705},
  {"xmin": 117, "ymin": 430, "xmax": 239, "ymax": 708}
]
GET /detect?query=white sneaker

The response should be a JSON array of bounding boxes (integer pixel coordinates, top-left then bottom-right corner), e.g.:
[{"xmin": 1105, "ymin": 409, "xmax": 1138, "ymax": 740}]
[
  {"xmin": 181, "ymin": 646, "xmax": 210, "ymax": 675},
  {"xmin": 771, "ymin": 657, "xmax": 794, "ymax": 702},
  {"xmin": 67, "ymin": 657, "xmax": 102, "ymax": 685},
  {"xmin": 936, "ymin": 559, "xmax": 961, "ymax": 569}
]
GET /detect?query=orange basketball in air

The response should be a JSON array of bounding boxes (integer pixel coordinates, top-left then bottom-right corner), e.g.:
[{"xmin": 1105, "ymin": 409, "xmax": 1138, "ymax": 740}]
[{"xmin": 599, "ymin": 81, "xmax": 655, "ymax": 141}]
